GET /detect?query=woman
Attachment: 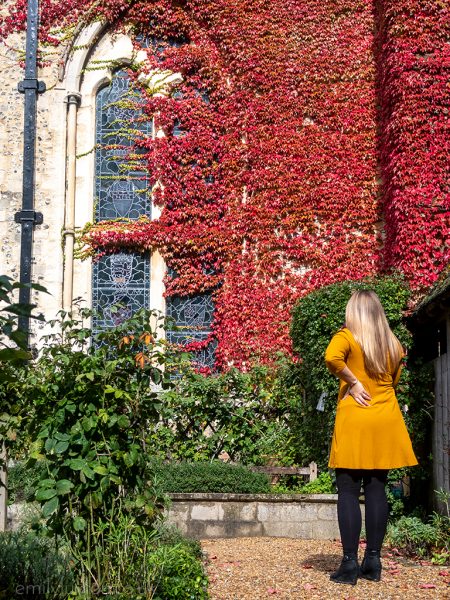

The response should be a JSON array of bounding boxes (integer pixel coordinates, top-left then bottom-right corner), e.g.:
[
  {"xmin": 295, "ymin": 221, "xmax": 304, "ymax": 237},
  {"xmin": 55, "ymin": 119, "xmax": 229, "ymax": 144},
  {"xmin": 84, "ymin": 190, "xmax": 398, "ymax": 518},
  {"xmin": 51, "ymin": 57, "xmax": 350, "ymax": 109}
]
[{"xmin": 325, "ymin": 290, "xmax": 418, "ymax": 585}]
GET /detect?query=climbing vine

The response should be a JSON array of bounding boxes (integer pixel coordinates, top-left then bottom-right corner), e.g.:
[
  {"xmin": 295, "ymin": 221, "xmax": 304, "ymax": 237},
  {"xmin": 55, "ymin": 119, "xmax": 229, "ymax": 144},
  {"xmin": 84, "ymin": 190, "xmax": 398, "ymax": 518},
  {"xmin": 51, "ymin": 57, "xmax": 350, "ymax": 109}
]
[{"xmin": 1, "ymin": 0, "xmax": 448, "ymax": 368}]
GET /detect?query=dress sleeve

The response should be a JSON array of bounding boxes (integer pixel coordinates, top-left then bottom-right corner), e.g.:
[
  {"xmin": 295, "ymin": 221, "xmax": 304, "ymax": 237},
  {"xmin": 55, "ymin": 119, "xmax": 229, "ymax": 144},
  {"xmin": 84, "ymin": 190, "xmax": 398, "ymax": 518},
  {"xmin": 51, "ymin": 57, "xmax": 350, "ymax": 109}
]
[
  {"xmin": 325, "ymin": 330, "xmax": 351, "ymax": 375},
  {"xmin": 392, "ymin": 359, "xmax": 404, "ymax": 388}
]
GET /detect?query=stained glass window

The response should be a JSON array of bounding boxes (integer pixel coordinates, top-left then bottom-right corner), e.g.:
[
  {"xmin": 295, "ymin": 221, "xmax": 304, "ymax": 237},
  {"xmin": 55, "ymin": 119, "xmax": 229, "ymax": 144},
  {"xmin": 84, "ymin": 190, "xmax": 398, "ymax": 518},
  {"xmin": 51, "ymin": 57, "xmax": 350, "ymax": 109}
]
[
  {"xmin": 92, "ymin": 71, "xmax": 151, "ymax": 334},
  {"xmin": 92, "ymin": 68, "xmax": 216, "ymax": 367},
  {"xmin": 166, "ymin": 292, "xmax": 216, "ymax": 368}
]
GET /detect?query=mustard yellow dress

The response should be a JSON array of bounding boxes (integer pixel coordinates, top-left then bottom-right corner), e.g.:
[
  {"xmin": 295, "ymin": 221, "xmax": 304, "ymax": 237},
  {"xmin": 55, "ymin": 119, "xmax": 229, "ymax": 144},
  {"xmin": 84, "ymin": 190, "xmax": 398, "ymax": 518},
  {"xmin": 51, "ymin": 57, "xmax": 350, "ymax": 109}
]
[{"xmin": 325, "ymin": 328, "xmax": 418, "ymax": 470}]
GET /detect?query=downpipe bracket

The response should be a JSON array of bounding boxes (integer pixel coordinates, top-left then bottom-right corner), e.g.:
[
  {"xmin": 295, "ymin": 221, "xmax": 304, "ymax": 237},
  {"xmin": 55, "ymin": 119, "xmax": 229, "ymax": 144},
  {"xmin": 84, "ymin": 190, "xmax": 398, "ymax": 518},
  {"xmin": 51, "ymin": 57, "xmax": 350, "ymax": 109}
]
[{"xmin": 18, "ymin": 79, "xmax": 46, "ymax": 93}]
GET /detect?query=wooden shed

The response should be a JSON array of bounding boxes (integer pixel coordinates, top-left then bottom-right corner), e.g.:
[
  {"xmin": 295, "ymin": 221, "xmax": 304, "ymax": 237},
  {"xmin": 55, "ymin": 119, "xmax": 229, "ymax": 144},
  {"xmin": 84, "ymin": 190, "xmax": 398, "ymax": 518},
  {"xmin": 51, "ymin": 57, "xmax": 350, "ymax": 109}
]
[{"xmin": 411, "ymin": 272, "xmax": 450, "ymax": 511}]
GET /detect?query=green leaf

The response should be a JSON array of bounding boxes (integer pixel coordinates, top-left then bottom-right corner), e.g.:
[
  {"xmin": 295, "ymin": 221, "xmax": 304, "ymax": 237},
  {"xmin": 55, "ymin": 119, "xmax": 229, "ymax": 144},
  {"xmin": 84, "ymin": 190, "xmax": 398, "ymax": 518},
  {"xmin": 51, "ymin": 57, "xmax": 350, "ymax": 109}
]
[
  {"xmin": 92, "ymin": 464, "xmax": 108, "ymax": 475},
  {"xmin": 54, "ymin": 433, "xmax": 71, "ymax": 442},
  {"xmin": 37, "ymin": 428, "xmax": 49, "ymax": 439},
  {"xmin": 3, "ymin": 303, "xmax": 35, "ymax": 317},
  {"xmin": 42, "ymin": 496, "xmax": 59, "ymax": 517},
  {"xmin": 68, "ymin": 458, "xmax": 85, "ymax": 471},
  {"xmin": 54, "ymin": 441, "xmax": 69, "ymax": 454},
  {"xmin": 39, "ymin": 479, "xmax": 56, "ymax": 488},
  {"xmin": 36, "ymin": 488, "xmax": 57, "ymax": 501},
  {"xmin": 44, "ymin": 438, "xmax": 55, "ymax": 453},
  {"xmin": 73, "ymin": 516, "xmax": 87, "ymax": 531},
  {"xmin": 55, "ymin": 479, "xmax": 73, "ymax": 495},
  {"xmin": 117, "ymin": 415, "xmax": 130, "ymax": 429},
  {"xmin": 82, "ymin": 464, "xmax": 95, "ymax": 479}
]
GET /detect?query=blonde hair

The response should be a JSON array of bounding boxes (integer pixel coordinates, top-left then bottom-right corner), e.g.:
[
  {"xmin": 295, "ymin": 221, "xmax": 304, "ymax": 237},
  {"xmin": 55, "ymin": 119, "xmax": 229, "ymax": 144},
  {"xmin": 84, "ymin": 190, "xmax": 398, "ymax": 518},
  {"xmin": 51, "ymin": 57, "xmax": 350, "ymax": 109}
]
[{"xmin": 345, "ymin": 290, "xmax": 403, "ymax": 378}]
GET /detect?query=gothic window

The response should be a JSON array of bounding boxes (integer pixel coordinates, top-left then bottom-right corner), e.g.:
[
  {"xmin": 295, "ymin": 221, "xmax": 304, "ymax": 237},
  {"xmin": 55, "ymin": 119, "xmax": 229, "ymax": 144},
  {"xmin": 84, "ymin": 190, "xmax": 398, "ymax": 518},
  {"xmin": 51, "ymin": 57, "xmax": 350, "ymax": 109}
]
[{"xmin": 92, "ymin": 70, "xmax": 151, "ymax": 333}]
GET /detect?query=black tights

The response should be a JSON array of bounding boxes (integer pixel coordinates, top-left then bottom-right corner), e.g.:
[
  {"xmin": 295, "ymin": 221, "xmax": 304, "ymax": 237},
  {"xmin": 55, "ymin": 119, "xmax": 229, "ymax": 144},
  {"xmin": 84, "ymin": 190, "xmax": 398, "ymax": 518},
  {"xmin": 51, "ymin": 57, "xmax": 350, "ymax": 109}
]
[{"xmin": 335, "ymin": 468, "xmax": 389, "ymax": 555}]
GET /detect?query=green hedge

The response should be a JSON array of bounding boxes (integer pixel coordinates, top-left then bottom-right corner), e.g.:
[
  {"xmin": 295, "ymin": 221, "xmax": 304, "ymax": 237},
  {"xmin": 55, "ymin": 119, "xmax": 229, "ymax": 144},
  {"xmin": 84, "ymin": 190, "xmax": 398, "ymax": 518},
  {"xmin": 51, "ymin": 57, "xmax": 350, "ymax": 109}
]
[{"xmin": 152, "ymin": 461, "xmax": 271, "ymax": 494}]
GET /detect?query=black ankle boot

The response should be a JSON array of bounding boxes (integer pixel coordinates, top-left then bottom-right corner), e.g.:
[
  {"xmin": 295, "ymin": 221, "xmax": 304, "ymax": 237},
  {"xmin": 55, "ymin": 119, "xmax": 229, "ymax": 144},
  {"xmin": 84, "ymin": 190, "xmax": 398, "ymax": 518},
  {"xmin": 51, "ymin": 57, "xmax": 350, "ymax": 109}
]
[
  {"xmin": 330, "ymin": 553, "xmax": 359, "ymax": 585},
  {"xmin": 360, "ymin": 549, "xmax": 382, "ymax": 581}
]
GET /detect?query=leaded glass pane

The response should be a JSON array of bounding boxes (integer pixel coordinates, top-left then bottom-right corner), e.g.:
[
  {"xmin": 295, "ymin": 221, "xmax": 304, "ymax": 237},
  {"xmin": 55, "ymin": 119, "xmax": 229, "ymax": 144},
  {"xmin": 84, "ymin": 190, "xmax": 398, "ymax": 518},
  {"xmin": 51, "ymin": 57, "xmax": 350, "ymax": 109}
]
[
  {"xmin": 166, "ymin": 293, "xmax": 215, "ymax": 368},
  {"xmin": 92, "ymin": 252, "xmax": 150, "ymax": 331},
  {"xmin": 95, "ymin": 70, "xmax": 151, "ymax": 221},
  {"xmin": 93, "ymin": 71, "xmax": 151, "ymax": 335}
]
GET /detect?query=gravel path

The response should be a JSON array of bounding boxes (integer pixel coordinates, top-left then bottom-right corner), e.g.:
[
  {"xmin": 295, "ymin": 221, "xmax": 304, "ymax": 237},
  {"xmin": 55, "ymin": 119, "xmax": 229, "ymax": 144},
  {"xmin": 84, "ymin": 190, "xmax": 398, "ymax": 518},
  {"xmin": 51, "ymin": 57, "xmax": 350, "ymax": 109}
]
[{"xmin": 202, "ymin": 538, "xmax": 450, "ymax": 599}]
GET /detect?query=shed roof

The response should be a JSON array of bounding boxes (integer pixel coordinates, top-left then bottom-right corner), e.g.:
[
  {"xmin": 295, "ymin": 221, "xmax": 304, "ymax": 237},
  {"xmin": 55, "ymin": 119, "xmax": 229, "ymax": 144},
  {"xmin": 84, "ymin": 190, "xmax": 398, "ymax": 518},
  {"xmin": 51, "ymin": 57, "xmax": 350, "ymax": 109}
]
[{"xmin": 412, "ymin": 266, "xmax": 450, "ymax": 322}]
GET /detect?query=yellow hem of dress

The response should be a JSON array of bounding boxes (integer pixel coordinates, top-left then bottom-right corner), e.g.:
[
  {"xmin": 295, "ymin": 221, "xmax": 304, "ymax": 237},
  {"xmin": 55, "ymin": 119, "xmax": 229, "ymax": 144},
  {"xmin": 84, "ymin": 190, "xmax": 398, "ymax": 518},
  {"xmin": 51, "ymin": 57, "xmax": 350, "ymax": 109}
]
[{"xmin": 328, "ymin": 461, "xmax": 419, "ymax": 469}]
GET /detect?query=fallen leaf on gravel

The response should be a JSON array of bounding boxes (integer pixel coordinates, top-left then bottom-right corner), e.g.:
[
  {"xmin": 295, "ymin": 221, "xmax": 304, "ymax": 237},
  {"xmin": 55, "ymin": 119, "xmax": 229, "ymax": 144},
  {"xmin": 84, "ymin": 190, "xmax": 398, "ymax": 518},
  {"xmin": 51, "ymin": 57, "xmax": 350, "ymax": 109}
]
[
  {"xmin": 302, "ymin": 563, "xmax": 313, "ymax": 569},
  {"xmin": 303, "ymin": 583, "xmax": 317, "ymax": 590},
  {"xmin": 418, "ymin": 583, "xmax": 436, "ymax": 589},
  {"xmin": 210, "ymin": 555, "xmax": 217, "ymax": 560},
  {"xmin": 267, "ymin": 588, "xmax": 279, "ymax": 594},
  {"xmin": 438, "ymin": 571, "xmax": 449, "ymax": 576}
]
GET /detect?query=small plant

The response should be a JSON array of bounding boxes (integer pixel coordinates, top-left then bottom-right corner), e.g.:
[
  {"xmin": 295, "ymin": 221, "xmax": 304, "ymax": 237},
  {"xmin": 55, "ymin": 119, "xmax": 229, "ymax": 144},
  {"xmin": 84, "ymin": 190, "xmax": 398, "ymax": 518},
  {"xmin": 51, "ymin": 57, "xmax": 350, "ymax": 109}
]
[
  {"xmin": 386, "ymin": 516, "xmax": 437, "ymax": 557},
  {"xmin": 300, "ymin": 471, "xmax": 335, "ymax": 494},
  {"xmin": 148, "ymin": 543, "xmax": 209, "ymax": 600},
  {"xmin": 7, "ymin": 460, "xmax": 48, "ymax": 504}
]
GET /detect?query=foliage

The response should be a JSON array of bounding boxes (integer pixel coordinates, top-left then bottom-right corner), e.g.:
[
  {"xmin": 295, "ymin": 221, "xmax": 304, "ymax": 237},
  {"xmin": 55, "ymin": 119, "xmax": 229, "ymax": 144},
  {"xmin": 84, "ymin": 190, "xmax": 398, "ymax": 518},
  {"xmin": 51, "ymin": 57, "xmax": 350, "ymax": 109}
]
[
  {"xmin": 299, "ymin": 471, "xmax": 335, "ymax": 495},
  {"xmin": 0, "ymin": 275, "xmax": 46, "ymax": 370},
  {"xmin": 3, "ymin": 2, "xmax": 448, "ymax": 367},
  {"xmin": 288, "ymin": 274, "xmax": 417, "ymax": 469},
  {"xmin": 149, "ymin": 363, "xmax": 299, "ymax": 466},
  {"xmin": 152, "ymin": 460, "xmax": 271, "ymax": 494},
  {"xmin": 386, "ymin": 512, "xmax": 450, "ymax": 562},
  {"xmin": 0, "ymin": 529, "xmax": 74, "ymax": 599},
  {"xmin": 148, "ymin": 543, "xmax": 209, "ymax": 600},
  {"xmin": 1, "ymin": 305, "xmax": 191, "ymax": 598},
  {"xmin": 375, "ymin": 0, "xmax": 450, "ymax": 290},
  {"xmin": 7, "ymin": 460, "xmax": 48, "ymax": 504},
  {"xmin": 67, "ymin": 502, "xmax": 208, "ymax": 599}
]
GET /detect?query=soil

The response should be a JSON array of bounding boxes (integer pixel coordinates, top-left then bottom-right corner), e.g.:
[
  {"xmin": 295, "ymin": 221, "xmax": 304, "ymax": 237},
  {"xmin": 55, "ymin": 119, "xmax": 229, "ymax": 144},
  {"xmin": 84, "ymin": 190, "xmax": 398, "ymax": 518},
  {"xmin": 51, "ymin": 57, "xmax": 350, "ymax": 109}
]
[{"xmin": 201, "ymin": 537, "xmax": 450, "ymax": 599}]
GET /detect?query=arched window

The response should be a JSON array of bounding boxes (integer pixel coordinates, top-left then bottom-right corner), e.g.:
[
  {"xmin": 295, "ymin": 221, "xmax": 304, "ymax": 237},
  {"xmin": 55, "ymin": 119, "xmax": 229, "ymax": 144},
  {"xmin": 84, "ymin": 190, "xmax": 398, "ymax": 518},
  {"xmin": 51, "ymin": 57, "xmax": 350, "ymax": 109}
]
[
  {"xmin": 92, "ymin": 70, "xmax": 151, "ymax": 332},
  {"xmin": 90, "ymin": 63, "xmax": 215, "ymax": 368}
]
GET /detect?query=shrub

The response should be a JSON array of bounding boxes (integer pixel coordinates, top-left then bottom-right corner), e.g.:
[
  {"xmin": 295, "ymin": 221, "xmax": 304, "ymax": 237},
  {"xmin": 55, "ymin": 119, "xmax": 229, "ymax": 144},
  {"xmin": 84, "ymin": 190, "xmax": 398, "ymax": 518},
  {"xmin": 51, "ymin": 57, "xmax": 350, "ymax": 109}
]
[
  {"xmin": 149, "ymin": 544, "xmax": 209, "ymax": 600},
  {"xmin": 152, "ymin": 461, "xmax": 271, "ymax": 494},
  {"xmin": 300, "ymin": 471, "xmax": 335, "ymax": 494},
  {"xmin": 386, "ymin": 516, "xmax": 439, "ymax": 557},
  {"xmin": 0, "ymin": 530, "xmax": 74, "ymax": 599},
  {"xmin": 70, "ymin": 505, "xmax": 208, "ymax": 599},
  {"xmin": 150, "ymin": 362, "xmax": 299, "ymax": 466}
]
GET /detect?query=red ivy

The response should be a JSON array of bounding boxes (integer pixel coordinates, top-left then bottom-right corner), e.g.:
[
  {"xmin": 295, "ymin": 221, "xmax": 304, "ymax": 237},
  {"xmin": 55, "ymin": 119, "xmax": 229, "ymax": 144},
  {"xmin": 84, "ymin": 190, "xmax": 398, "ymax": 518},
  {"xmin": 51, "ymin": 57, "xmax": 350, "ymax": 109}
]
[{"xmin": 2, "ymin": 0, "xmax": 448, "ymax": 368}]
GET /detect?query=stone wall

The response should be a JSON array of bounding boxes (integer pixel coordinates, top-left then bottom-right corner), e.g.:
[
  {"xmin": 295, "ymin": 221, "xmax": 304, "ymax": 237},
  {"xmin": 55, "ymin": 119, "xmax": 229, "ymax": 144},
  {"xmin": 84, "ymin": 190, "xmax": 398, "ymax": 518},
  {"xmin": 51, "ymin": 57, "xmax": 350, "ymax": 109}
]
[
  {"xmin": 0, "ymin": 34, "xmax": 68, "ymax": 337},
  {"xmin": 166, "ymin": 493, "xmax": 362, "ymax": 540}
]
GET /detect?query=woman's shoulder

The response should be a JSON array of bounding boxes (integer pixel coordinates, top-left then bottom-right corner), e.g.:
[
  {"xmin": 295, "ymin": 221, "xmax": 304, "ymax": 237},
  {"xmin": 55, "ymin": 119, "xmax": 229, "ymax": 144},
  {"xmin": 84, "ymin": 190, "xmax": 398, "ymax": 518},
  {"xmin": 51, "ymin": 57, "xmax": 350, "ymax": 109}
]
[{"xmin": 337, "ymin": 327, "xmax": 361, "ymax": 349}]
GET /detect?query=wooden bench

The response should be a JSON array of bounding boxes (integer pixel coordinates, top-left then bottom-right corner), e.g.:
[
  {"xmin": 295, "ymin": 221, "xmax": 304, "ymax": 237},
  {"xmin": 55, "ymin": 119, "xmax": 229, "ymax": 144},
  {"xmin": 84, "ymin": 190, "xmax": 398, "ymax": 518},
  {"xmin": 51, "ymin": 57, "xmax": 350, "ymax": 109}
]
[{"xmin": 250, "ymin": 462, "xmax": 318, "ymax": 486}]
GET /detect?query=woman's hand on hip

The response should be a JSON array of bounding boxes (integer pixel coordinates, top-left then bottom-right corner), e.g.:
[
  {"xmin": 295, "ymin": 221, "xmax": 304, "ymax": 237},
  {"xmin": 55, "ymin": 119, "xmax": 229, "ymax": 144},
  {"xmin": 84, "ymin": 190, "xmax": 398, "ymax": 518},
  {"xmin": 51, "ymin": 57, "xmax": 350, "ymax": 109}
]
[{"xmin": 349, "ymin": 380, "xmax": 371, "ymax": 407}]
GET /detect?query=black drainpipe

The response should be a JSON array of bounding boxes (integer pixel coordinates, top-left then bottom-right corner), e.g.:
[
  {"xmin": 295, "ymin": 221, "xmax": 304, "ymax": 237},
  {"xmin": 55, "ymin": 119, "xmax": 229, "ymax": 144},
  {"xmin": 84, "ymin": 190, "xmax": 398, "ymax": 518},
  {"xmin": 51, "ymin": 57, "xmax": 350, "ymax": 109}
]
[{"xmin": 15, "ymin": 0, "xmax": 46, "ymax": 341}]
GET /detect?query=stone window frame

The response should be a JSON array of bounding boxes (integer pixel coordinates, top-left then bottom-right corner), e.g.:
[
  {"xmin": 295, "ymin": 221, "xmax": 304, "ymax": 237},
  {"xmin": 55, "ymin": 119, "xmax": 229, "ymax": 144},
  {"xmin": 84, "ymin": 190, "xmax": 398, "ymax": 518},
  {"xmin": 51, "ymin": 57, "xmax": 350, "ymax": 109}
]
[{"xmin": 62, "ymin": 25, "xmax": 166, "ymax": 319}]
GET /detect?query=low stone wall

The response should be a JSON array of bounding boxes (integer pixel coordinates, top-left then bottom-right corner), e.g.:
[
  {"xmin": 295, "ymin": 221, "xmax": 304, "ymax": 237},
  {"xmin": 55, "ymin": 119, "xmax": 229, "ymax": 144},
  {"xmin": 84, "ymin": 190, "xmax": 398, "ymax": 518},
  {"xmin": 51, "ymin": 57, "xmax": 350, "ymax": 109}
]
[{"xmin": 167, "ymin": 493, "xmax": 358, "ymax": 540}]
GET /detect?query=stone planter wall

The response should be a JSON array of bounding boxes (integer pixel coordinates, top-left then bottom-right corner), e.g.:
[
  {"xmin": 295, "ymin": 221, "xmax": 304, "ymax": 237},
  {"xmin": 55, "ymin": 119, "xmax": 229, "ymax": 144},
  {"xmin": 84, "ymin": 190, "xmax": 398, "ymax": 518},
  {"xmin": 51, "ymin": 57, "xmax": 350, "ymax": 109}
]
[{"xmin": 167, "ymin": 493, "xmax": 361, "ymax": 540}]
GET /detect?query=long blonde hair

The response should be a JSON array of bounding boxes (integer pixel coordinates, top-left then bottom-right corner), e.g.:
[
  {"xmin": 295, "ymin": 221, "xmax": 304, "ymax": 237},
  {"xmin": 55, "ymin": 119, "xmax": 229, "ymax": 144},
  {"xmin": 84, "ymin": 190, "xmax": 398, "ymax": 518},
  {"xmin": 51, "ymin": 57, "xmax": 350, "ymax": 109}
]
[{"xmin": 345, "ymin": 290, "xmax": 403, "ymax": 378}]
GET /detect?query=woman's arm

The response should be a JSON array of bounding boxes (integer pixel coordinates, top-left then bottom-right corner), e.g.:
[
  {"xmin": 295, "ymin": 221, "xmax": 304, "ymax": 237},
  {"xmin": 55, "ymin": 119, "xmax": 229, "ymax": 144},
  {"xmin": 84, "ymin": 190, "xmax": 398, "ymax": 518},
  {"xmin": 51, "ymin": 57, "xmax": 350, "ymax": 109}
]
[
  {"xmin": 335, "ymin": 365, "xmax": 371, "ymax": 407},
  {"xmin": 325, "ymin": 330, "xmax": 371, "ymax": 407}
]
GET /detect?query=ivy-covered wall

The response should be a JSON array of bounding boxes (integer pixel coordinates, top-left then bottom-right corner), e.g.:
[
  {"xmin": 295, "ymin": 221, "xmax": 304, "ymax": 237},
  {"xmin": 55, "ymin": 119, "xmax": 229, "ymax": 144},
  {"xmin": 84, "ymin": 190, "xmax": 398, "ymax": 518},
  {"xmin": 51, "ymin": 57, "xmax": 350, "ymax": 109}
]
[{"xmin": 1, "ymin": 1, "xmax": 448, "ymax": 369}]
